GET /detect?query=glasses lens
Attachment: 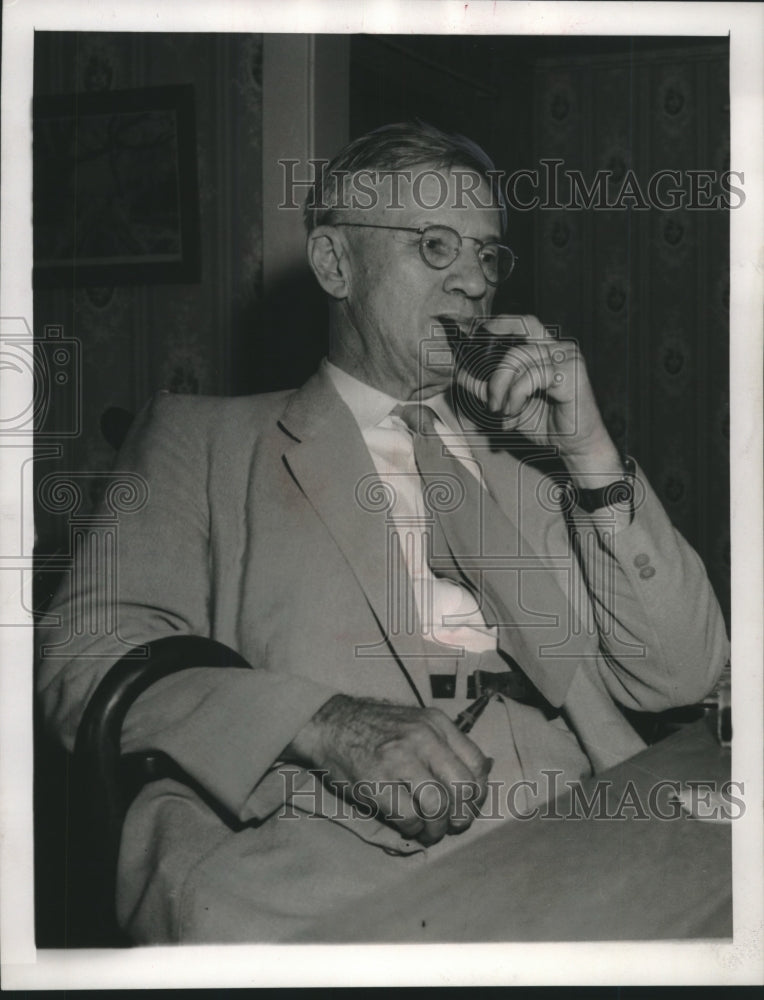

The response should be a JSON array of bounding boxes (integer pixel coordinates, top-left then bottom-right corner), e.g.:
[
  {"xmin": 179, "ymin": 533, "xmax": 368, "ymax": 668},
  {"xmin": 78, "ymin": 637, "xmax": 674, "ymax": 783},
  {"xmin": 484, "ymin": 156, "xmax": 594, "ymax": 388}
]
[
  {"xmin": 419, "ymin": 226, "xmax": 461, "ymax": 269},
  {"xmin": 479, "ymin": 243, "xmax": 516, "ymax": 284},
  {"xmin": 419, "ymin": 226, "xmax": 516, "ymax": 284}
]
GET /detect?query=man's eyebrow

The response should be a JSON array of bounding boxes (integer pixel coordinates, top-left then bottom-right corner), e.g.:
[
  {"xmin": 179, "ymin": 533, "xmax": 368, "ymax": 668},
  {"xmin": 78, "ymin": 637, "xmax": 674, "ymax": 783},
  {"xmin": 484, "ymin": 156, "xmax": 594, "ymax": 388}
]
[
  {"xmin": 410, "ymin": 219, "xmax": 503, "ymax": 242},
  {"xmin": 474, "ymin": 231, "xmax": 504, "ymax": 244}
]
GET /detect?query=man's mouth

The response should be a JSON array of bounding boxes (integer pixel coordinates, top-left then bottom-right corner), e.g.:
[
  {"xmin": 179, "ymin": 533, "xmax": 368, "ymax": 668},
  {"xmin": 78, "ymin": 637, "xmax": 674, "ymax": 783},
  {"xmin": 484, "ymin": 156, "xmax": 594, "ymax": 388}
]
[
  {"xmin": 432, "ymin": 315, "xmax": 477, "ymax": 339},
  {"xmin": 432, "ymin": 315, "xmax": 496, "ymax": 378}
]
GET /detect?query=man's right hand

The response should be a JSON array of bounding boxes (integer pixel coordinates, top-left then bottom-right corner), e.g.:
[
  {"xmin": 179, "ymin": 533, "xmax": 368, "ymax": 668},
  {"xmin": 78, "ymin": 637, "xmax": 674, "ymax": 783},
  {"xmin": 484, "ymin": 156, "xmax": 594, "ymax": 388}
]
[{"xmin": 285, "ymin": 694, "xmax": 493, "ymax": 846}]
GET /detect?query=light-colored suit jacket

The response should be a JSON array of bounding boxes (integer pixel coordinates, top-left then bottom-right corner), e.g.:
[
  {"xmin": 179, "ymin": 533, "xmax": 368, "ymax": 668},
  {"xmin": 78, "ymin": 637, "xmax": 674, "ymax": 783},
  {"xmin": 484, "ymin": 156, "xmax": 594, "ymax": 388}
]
[{"xmin": 37, "ymin": 365, "xmax": 729, "ymax": 941}]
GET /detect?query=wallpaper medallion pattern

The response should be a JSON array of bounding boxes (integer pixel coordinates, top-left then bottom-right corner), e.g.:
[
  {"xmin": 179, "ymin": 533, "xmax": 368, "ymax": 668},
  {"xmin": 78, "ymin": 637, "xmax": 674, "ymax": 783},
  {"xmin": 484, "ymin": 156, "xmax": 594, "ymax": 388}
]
[{"xmin": 534, "ymin": 44, "xmax": 730, "ymax": 624}]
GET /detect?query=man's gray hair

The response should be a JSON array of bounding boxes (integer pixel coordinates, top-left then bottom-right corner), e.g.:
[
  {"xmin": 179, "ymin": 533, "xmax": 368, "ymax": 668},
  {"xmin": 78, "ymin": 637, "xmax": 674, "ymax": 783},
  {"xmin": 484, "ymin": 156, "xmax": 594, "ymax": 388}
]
[{"xmin": 303, "ymin": 120, "xmax": 507, "ymax": 232}]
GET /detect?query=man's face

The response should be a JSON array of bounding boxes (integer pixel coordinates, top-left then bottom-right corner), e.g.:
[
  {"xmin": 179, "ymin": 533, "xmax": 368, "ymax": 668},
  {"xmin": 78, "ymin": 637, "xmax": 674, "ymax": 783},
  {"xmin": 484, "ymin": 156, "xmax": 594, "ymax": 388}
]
[{"xmin": 331, "ymin": 167, "xmax": 502, "ymax": 400}]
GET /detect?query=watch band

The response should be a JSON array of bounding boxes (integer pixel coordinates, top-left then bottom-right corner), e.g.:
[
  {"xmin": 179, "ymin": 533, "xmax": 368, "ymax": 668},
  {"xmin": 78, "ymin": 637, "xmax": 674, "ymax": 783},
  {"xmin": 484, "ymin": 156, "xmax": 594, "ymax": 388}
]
[{"xmin": 575, "ymin": 456, "xmax": 636, "ymax": 513}]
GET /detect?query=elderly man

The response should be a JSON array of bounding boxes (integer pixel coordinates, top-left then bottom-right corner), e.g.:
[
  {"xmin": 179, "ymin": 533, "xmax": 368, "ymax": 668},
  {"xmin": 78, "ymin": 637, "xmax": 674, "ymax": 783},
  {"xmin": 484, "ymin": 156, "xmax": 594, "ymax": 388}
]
[{"xmin": 37, "ymin": 122, "xmax": 729, "ymax": 943}]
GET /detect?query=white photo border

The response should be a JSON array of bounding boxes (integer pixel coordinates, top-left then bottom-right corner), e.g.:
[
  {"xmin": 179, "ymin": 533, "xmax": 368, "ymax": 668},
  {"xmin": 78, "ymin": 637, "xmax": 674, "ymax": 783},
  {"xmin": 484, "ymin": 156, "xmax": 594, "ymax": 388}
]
[{"xmin": 1, "ymin": 0, "xmax": 762, "ymax": 988}]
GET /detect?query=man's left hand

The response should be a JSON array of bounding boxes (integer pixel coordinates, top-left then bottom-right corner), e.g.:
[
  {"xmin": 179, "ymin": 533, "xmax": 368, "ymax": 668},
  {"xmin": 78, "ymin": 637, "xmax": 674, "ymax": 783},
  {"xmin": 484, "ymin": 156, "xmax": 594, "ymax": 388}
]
[{"xmin": 477, "ymin": 314, "xmax": 623, "ymax": 483}]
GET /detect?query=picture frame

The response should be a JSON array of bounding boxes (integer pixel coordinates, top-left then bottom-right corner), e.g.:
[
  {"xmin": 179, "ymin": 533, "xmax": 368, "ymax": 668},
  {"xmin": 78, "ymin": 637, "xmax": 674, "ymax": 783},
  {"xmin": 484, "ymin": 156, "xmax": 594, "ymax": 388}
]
[{"xmin": 33, "ymin": 83, "xmax": 200, "ymax": 287}]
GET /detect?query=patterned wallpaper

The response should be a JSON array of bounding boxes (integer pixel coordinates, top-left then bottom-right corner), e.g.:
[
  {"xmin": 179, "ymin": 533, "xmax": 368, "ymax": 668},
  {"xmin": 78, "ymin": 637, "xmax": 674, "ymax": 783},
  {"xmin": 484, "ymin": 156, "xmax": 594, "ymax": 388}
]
[
  {"xmin": 533, "ymin": 43, "xmax": 730, "ymax": 625},
  {"xmin": 33, "ymin": 32, "xmax": 264, "ymax": 556}
]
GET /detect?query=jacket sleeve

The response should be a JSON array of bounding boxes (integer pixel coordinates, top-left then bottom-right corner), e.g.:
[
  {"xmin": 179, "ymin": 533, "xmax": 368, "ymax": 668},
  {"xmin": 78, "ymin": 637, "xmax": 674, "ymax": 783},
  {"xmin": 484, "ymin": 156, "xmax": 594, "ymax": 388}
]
[
  {"xmin": 36, "ymin": 392, "xmax": 338, "ymax": 822},
  {"xmin": 566, "ymin": 460, "xmax": 729, "ymax": 712}
]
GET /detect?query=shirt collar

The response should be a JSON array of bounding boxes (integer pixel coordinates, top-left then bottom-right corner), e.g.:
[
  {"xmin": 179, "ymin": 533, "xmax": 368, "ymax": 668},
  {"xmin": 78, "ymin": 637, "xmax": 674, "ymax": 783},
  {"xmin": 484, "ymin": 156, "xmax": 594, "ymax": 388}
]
[{"xmin": 323, "ymin": 358, "xmax": 454, "ymax": 432}]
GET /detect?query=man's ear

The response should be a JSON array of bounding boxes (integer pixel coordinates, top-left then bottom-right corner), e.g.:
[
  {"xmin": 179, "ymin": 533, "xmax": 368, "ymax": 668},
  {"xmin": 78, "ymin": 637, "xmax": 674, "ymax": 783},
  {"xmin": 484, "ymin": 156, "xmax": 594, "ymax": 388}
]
[{"xmin": 307, "ymin": 226, "xmax": 350, "ymax": 299}]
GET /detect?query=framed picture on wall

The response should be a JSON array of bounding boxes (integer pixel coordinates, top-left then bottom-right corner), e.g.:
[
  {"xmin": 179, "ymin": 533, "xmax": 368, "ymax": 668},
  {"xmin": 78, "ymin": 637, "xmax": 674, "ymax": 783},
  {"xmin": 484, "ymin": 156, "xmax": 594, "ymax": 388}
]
[{"xmin": 33, "ymin": 83, "xmax": 201, "ymax": 287}]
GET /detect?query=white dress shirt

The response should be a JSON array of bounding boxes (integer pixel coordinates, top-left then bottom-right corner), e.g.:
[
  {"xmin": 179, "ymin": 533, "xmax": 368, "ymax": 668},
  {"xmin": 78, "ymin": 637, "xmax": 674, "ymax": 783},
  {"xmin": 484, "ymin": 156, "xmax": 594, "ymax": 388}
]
[{"xmin": 324, "ymin": 359, "xmax": 498, "ymax": 654}]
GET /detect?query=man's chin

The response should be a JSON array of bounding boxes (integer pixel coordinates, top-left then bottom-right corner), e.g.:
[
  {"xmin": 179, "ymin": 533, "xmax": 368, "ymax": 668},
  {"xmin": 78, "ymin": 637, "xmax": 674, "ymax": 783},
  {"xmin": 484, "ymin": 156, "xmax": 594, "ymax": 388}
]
[{"xmin": 414, "ymin": 335, "xmax": 456, "ymax": 398}]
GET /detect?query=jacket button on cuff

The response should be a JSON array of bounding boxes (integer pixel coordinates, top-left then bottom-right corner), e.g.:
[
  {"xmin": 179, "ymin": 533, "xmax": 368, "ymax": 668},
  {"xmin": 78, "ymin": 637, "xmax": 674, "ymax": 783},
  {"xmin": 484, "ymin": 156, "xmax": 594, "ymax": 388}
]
[
  {"xmin": 634, "ymin": 553, "xmax": 650, "ymax": 567},
  {"xmin": 639, "ymin": 566, "xmax": 656, "ymax": 579}
]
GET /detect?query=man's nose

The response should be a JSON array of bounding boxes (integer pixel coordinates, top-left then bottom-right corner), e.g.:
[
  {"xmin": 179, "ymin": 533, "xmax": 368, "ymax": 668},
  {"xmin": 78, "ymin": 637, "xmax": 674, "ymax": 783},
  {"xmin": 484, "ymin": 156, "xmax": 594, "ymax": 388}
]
[{"xmin": 442, "ymin": 246, "xmax": 488, "ymax": 298}]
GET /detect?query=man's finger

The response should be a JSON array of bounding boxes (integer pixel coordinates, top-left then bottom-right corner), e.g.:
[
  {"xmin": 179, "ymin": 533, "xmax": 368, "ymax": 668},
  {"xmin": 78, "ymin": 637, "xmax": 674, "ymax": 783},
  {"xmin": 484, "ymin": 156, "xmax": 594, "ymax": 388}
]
[
  {"xmin": 503, "ymin": 356, "xmax": 557, "ymax": 417},
  {"xmin": 479, "ymin": 314, "xmax": 546, "ymax": 339},
  {"xmin": 485, "ymin": 350, "xmax": 529, "ymax": 412},
  {"xmin": 384, "ymin": 762, "xmax": 452, "ymax": 844},
  {"xmin": 425, "ymin": 708, "xmax": 491, "ymax": 779},
  {"xmin": 486, "ymin": 342, "xmax": 549, "ymax": 414},
  {"xmin": 424, "ymin": 754, "xmax": 488, "ymax": 833},
  {"xmin": 418, "ymin": 711, "xmax": 492, "ymax": 830}
]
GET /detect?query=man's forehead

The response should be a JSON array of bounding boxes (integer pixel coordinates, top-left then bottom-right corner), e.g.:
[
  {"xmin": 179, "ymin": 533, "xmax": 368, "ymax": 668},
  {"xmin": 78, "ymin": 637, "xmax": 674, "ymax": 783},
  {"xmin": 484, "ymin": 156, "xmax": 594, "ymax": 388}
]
[{"xmin": 335, "ymin": 165, "xmax": 502, "ymax": 230}]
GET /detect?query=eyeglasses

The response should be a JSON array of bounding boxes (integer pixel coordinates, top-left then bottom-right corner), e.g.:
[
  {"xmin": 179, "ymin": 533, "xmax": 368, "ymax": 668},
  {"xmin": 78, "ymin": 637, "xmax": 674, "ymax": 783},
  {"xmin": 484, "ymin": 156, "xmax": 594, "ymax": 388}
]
[{"xmin": 332, "ymin": 222, "xmax": 517, "ymax": 286}]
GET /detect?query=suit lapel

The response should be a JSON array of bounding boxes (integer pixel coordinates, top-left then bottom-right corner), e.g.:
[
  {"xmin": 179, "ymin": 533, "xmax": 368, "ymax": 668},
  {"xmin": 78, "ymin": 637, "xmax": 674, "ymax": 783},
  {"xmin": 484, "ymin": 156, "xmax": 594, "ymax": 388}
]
[{"xmin": 278, "ymin": 369, "xmax": 433, "ymax": 704}]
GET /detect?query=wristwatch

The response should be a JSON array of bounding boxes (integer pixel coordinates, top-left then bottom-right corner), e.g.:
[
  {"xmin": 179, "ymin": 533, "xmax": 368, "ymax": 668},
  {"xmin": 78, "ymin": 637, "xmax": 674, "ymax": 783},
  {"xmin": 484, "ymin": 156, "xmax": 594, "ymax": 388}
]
[{"xmin": 575, "ymin": 455, "xmax": 636, "ymax": 513}]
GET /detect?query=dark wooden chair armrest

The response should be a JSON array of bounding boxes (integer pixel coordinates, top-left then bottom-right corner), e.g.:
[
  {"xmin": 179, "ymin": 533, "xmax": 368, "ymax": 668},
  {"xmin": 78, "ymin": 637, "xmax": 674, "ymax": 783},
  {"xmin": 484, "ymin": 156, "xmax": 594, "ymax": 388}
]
[{"xmin": 69, "ymin": 634, "xmax": 252, "ymax": 946}]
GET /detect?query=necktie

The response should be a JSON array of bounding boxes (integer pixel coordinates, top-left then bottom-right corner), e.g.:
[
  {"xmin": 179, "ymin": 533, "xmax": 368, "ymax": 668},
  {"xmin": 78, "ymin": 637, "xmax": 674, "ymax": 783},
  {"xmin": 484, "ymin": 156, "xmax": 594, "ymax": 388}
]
[{"xmin": 397, "ymin": 404, "xmax": 646, "ymax": 772}]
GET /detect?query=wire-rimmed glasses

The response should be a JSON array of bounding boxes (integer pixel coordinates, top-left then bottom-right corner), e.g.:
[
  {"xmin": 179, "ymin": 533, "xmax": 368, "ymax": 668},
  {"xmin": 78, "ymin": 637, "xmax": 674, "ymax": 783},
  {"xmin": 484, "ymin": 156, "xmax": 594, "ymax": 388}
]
[{"xmin": 332, "ymin": 222, "xmax": 517, "ymax": 285}]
